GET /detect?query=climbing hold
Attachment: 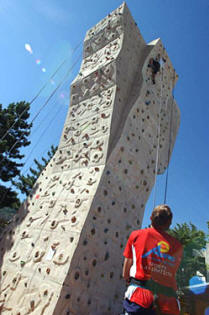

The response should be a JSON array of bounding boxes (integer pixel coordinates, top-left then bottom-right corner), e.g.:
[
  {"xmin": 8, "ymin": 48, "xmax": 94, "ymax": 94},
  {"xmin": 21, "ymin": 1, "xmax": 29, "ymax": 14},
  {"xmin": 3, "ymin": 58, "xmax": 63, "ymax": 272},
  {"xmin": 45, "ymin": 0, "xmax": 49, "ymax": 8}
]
[
  {"xmin": 20, "ymin": 261, "xmax": 25, "ymax": 267},
  {"xmin": 74, "ymin": 272, "xmax": 80, "ymax": 280},
  {"xmin": 30, "ymin": 300, "xmax": 35, "ymax": 310},
  {"xmin": 104, "ymin": 252, "xmax": 109, "ymax": 261},
  {"xmin": 71, "ymin": 216, "xmax": 76, "ymax": 224}
]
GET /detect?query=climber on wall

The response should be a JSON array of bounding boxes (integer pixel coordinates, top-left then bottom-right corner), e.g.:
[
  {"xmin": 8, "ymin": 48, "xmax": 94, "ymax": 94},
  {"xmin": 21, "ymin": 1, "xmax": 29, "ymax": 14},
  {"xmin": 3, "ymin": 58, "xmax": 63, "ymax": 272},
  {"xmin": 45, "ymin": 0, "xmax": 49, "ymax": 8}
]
[
  {"xmin": 122, "ymin": 204, "xmax": 183, "ymax": 315},
  {"xmin": 148, "ymin": 58, "xmax": 161, "ymax": 84}
]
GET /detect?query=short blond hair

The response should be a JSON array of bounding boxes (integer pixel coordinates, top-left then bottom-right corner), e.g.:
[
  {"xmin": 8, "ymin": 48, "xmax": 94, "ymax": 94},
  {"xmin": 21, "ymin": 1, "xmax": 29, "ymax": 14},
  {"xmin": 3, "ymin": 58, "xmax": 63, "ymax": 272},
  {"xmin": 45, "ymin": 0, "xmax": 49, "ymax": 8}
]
[{"xmin": 151, "ymin": 204, "xmax": 173, "ymax": 228}]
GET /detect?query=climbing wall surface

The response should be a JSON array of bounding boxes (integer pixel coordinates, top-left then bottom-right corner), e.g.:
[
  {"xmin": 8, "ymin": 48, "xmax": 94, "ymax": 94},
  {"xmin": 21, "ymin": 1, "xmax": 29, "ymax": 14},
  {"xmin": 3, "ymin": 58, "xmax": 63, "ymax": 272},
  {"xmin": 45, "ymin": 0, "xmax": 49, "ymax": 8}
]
[{"xmin": 0, "ymin": 3, "xmax": 180, "ymax": 315}]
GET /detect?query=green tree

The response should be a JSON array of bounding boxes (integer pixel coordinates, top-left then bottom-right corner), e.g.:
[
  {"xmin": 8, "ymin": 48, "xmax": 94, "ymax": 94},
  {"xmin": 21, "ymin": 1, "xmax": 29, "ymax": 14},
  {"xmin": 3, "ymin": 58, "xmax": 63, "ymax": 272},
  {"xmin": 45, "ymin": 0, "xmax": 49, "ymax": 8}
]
[
  {"xmin": 14, "ymin": 145, "xmax": 57, "ymax": 196},
  {"xmin": 0, "ymin": 186, "xmax": 20, "ymax": 210},
  {"xmin": 168, "ymin": 223, "xmax": 207, "ymax": 289},
  {"xmin": 0, "ymin": 101, "xmax": 32, "ymax": 209},
  {"xmin": 0, "ymin": 207, "xmax": 17, "ymax": 232}
]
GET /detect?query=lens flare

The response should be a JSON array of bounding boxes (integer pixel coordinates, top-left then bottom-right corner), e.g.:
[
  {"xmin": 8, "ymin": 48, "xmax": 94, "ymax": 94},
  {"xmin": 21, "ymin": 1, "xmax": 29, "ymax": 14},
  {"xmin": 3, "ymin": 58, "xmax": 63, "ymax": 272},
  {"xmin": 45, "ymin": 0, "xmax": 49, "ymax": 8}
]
[
  {"xmin": 24, "ymin": 43, "xmax": 48, "ymax": 74},
  {"xmin": 58, "ymin": 91, "xmax": 69, "ymax": 105},
  {"xmin": 25, "ymin": 43, "xmax": 33, "ymax": 54}
]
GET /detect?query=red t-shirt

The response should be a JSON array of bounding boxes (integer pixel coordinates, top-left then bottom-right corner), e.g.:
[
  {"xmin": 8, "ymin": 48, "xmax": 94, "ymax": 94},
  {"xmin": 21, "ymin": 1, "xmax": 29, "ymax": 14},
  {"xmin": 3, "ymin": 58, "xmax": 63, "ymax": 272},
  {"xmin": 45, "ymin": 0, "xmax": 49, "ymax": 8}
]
[{"xmin": 123, "ymin": 227, "xmax": 183, "ymax": 314}]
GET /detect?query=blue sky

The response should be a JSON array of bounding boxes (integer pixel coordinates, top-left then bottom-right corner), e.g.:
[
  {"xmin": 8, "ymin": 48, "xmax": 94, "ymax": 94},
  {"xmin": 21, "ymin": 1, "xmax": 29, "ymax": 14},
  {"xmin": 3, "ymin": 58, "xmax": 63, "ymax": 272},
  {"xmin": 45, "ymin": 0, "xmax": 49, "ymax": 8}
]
[{"xmin": 0, "ymin": 0, "xmax": 209, "ymax": 233}]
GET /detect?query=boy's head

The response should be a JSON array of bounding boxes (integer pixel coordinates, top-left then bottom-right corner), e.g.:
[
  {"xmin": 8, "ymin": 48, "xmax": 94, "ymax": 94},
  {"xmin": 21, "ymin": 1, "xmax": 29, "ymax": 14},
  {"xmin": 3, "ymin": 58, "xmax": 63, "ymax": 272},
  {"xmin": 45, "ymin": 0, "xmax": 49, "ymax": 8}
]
[{"xmin": 150, "ymin": 204, "xmax": 173, "ymax": 230}]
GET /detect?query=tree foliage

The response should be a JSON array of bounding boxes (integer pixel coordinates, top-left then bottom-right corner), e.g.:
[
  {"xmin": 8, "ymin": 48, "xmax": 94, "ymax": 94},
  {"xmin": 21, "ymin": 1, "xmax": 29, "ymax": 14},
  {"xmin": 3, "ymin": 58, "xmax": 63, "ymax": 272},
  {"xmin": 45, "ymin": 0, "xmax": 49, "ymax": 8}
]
[
  {"xmin": 0, "ymin": 101, "xmax": 32, "ymax": 209},
  {"xmin": 168, "ymin": 223, "xmax": 207, "ymax": 289},
  {"xmin": 13, "ymin": 145, "xmax": 57, "ymax": 196},
  {"xmin": 0, "ymin": 207, "xmax": 17, "ymax": 233},
  {"xmin": 0, "ymin": 186, "xmax": 20, "ymax": 210}
]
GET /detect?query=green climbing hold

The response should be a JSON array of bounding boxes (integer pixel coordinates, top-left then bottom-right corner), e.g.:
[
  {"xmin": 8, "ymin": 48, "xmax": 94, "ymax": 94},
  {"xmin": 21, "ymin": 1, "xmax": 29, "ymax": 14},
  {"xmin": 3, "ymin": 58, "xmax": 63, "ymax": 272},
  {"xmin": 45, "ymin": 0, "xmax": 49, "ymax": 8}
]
[{"xmin": 20, "ymin": 261, "xmax": 25, "ymax": 267}]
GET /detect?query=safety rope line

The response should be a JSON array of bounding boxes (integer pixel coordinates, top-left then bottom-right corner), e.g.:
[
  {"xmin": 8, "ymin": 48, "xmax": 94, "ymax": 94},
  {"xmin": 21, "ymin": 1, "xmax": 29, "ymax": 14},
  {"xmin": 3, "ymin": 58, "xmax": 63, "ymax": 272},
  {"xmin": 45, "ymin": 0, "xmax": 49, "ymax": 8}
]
[
  {"xmin": 0, "ymin": 53, "xmax": 82, "ymax": 210},
  {"xmin": 26, "ymin": 96, "xmax": 62, "ymax": 144},
  {"xmin": 23, "ymin": 79, "xmax": 69, "ymax": 160},
  {"xmin": 0, "ymin": 83, "xmax": 80, "ymax": 288},
  {"xmin": 153, "ymin": 59, "xmax": 164, "ymax": 208},
  {"xmin": 0, "ymin": 43, "xmax": 81, "ymax": 209},
  {"xmin": 0, "ymin": 41, "xmax": 81, "ymax": 144},
  {"xmin": 164, "ymin": 71, "xmax": 176, "ymax": 204},
  {"xmin": 0, "ymin": 52, "xmax": 82, "ymax": 178},
  {"xmin": 1, "ymin": 124, "xmax": 59, "ymax": 221},
  {"xmin": 20, "ymin": 105, "xmax": 63, "ymax": 174}
]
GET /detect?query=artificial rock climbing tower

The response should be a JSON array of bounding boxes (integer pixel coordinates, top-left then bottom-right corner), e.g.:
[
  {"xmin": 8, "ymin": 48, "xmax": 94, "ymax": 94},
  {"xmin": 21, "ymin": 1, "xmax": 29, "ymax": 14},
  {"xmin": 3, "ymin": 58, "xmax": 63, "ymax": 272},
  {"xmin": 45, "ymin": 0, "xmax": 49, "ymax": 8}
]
[{"xmin": 0, "ymin": 3, "xmax": 180, "ymax": 315}]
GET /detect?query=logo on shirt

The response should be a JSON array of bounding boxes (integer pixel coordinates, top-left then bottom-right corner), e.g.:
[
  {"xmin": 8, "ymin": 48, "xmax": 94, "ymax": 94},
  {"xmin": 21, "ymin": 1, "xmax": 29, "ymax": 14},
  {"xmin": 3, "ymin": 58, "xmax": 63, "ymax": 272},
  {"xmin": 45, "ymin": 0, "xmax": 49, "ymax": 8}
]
[
  {"xmin": 142, "ymin": 241, "xmax": 175, "ymax": 263},
  {"xmin": 157, "ymin": 241, "xmax": 170, "ymax": 253}
]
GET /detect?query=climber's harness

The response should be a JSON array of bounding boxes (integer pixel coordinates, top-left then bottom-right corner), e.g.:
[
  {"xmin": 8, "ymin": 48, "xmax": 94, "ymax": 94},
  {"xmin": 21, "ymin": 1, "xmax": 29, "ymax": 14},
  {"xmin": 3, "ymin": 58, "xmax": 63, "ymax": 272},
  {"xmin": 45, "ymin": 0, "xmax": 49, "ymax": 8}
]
[
  {"xmin": 123, "ymin": 278, "xmax": 178, "ymax": 314},
  {"xmin": 130, "ymin": 277, "xmax": 177, "ymax": 298}
]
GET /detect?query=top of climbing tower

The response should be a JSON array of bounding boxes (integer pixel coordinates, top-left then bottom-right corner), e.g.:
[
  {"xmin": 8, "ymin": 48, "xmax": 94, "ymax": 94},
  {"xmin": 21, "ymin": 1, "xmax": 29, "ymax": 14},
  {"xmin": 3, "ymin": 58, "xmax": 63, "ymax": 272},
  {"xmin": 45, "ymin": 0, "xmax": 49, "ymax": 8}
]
[{"xmin": 85, "ymin": 2, "xmax": 131, "ymax": 41}]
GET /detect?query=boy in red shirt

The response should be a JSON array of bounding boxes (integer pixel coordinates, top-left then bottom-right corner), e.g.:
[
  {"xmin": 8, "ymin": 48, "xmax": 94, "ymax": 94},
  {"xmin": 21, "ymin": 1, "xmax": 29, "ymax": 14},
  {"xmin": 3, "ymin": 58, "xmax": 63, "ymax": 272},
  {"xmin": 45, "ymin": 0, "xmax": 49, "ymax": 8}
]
[{"xmin": 122, "ymin": 205, "xmax": 183, "ymax": 315}]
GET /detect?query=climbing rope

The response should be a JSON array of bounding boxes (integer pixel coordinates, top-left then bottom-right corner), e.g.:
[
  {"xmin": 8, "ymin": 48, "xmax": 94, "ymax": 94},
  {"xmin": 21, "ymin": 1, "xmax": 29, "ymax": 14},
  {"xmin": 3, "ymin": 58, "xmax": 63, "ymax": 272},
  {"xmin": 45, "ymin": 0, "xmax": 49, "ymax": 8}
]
[
  {"xmin": 0, "ymin": 52, "xmax": 82, "ymax": 177},
  {"xmin": 0, "ymin": 41, "xmax": 81, "ymax": 144},
  {"xmin": 163, "ymin": 71, "xmax": 176, "ymax": 204},
  {"xmin": 20, "ymin": 105, "xmax": 63, "ymax": 174},
  {"xmin": 152, "ymin": 57, "xmax": 177, "ymax": 208},
  {"xmin": 0, "ymin": 50, "xmax": 82, "ymax": 207},
  {"xmin": 153, "ymin": 57, "xmax": 164, "ymax": 208}
]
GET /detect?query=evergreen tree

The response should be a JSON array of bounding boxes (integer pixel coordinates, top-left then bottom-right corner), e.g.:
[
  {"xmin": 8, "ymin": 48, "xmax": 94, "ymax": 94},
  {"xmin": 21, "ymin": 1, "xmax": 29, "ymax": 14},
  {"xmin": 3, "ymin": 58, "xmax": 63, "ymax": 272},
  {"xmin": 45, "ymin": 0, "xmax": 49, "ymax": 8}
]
[
  {"xmin": 0, "ymin": 101, "xmax": 32, "ymax": 209},
  {"xmin": 14, "ymin": 145, "xmax": 57, "ymax": 196},
  {"xmin": 168, "ymin": 223, "xmax": 207, "ymax": 289},
  {"xmin": 0, "ymin": 207, "xmax": 17, "ymax": 232}
]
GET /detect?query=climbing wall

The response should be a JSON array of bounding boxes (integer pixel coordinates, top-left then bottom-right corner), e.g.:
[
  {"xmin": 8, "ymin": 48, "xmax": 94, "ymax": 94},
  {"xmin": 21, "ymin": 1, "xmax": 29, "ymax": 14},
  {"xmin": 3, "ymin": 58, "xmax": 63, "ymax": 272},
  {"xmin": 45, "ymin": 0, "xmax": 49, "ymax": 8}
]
[{"xmin": 0, "ymin": 3, "xmax": 180, "ymax": 315}]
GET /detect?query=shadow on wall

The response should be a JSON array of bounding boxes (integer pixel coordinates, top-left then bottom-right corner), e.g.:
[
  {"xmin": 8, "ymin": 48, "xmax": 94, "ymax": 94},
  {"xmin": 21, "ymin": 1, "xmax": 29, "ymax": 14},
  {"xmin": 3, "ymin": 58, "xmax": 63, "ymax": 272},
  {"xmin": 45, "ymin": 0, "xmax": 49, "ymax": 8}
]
[
  {"xmin": 107, "ymin": 46, "xmax": 152, "ymax": 160},
  {"xmin": 0, "ymin": 182, "xmax": 40, "ymax": 290}
]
